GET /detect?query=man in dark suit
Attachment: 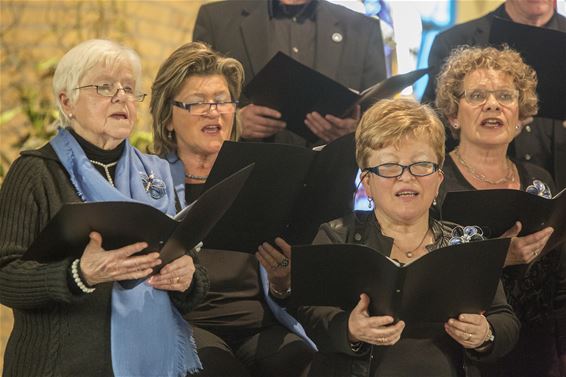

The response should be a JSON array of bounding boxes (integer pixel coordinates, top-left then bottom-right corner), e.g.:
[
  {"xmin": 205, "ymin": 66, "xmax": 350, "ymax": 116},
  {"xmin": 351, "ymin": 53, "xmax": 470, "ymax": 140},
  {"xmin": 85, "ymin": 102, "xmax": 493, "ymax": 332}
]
[
  {"xmin": 422, "ymin": 0, "xmax": 566, "ymax": 190},
  {"xmin": 193, "ymin": 0, "xmax": 386, "ymax": 145}
]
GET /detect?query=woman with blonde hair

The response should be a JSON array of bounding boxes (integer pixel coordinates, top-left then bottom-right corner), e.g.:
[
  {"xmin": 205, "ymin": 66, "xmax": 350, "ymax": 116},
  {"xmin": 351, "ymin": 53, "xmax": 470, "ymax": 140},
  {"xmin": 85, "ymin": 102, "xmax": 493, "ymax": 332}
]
[{"xmin": 288, "ymin": 98, "xmax": 520, "ymax": 376}]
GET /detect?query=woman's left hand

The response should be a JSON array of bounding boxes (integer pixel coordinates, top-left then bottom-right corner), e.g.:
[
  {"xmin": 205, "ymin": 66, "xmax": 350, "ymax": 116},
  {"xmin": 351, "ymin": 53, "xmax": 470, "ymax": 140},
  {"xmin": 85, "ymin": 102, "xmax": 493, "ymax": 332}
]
[
  {"xmin": 502, "ymin": 221, "xmax": 554, "ymax": 266},
  {"xmin": 148, "ymin": 255, "xmax": 195, "ymax": 292},
  {"xmin": 256, "ymin": 237, "xmax": 291, "ymax": 292},
  {"xmin": 444, "ymin": 313, "xmax": 491, "ymax": 349}
]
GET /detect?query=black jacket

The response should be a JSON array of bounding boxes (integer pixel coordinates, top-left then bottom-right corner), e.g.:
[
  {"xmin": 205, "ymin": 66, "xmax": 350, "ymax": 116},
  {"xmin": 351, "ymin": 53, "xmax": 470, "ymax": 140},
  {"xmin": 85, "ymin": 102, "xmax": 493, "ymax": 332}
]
[
  {"xmin": 298, "ymin": 212, "xmax": 520, "ymax": 377},
  {"xmin": 193, "ymin": 0, "xmax": 386, "ymax": 146}
]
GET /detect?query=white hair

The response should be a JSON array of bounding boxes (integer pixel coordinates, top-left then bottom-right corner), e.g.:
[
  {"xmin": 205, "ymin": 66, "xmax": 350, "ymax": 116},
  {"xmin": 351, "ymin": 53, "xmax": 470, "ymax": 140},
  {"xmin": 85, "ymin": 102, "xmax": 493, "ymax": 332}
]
[{"xmin": 52, "ymin": 39, "xmax": 142, "ymax": 126}]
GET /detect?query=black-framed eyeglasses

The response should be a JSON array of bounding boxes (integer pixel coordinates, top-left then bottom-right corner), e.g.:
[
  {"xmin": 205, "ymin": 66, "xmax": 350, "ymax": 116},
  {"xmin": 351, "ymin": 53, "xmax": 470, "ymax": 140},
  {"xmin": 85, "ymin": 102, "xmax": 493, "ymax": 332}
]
[
  {"xmin": 364, "ymin": 161, "xmax": 439, "ymax": 178},
  {"xmin": 75, "ymin": 84, "xmax": 146, "ymax": 102},
  {"xmin": 461, "ymin": 89, "xmax": 519, "ymax": 106},
  {"xmin": 172, "ymin": 100, "xmax": 239, "ymax": 115}
]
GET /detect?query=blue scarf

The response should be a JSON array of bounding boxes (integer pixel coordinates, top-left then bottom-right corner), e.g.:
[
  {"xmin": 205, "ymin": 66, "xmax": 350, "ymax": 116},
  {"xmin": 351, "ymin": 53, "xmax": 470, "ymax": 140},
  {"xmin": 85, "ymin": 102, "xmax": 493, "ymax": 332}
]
[
  {"xmin": 51, "ymin": 129, "xmax": 201, "ymax": 376},
  {"xmin": 168, "ymin": 154, "xmax": 317, "ymax": 350}
]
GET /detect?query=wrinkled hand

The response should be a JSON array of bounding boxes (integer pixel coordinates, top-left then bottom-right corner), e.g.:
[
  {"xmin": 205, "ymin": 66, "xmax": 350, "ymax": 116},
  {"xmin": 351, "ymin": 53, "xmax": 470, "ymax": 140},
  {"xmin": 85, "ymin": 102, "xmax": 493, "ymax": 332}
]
[
  {"xmin": 304, "ymin": 105, "xmax": 360, "ymax": 143},
  {"xmin": 80, "ymin": 232, "xmax": 161, "ymax": 286},
  {"xmin": 148, "ymin": 254, "xmax": 196, "ymax": 292},
  {"xmin": 445, "ymin": 313, "xmax": 490, "ymax": 349},
  {"xmin": 256, "ymin": 237, "xmax": 291, "ymax": 292},
  {"xmin": 240, "ymin": 104, "xmax": 286, "ymax": 139},
  {"xmin": 501, "ymin": 221, "xmax": 553, "ymax": 266},
  {"xmin": 348, "ymin": 293, "xmax": 405, "ymax": 347}
]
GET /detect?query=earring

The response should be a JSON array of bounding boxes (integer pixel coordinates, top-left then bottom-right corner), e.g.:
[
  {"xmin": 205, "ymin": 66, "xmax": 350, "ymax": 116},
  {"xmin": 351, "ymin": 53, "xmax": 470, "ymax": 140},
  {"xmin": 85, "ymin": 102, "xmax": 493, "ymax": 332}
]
[
  {"xmin": 433, "ymin": 198, "xmax": 437, "ymax": 206},
  {"xmin": 367, "ymin": 197, "xmax": 373, "ymax": 209},
  {"xmin": 68, "ymin": 113, "xmax": 73, "ymax": 119},
  {"xmin": 167, "ymin": 130, "xmax": 173, "ymax": 140},
  {"xmin": 452, "ymin": 123, "xmax": 459, "ymax": 129},
  {"xmin": 515, "ymin": 124, "xmax": 520, "ymax": 130}
]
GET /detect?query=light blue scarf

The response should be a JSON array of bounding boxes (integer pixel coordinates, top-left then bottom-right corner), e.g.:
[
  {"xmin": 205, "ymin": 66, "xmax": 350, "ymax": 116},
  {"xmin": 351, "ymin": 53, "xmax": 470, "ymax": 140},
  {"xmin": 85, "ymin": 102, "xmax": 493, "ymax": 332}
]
[
  {"xmin": 51, "ymin": 129, "xmax": 201, "ymax": 376},
  {"xmin": 168, "ymin": 154, "xmax": 317, "ymax": 350}
]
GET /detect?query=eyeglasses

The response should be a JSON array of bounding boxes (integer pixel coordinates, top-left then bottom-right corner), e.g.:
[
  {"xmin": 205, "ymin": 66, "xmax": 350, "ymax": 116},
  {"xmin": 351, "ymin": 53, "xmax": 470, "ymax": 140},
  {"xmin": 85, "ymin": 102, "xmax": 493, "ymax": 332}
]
[
  {"xmin": 364, "ymin": 161, "xmax": 439, "ymax": 178},
  {"xmin": 172, "ymin": 100, "xmax": 239, "ymax": 115},
  {"xmin": 75, "ymin": 84, "xmax": 146, "ymax": 102},
  {"xmin": 461, "ymin": 89, "xmax": 519, "ymax": 106}
]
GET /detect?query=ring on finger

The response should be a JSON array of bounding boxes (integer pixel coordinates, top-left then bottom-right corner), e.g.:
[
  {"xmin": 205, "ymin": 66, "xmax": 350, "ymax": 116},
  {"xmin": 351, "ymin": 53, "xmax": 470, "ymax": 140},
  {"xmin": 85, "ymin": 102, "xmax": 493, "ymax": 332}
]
[
  {"xmin": 465, "ymin": 333, "xmax": 472, "ymax": 341},
  {"xmin": 278, "ymin": 258, "xmax": 290, "ymax": 268},
  {"xmin": 175, "ymin": 276, "xmax": 180, "ymax": 284}
]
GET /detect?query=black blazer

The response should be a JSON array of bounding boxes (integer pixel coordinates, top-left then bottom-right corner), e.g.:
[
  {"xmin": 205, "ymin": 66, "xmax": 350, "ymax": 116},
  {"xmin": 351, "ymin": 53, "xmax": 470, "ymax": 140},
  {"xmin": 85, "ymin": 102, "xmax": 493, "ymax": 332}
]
[
  {"xmin": 193, "ymin": 0, "xmax": 386, "ymax": 92},
  {"xmin": 297, "ymin": 212, "xmax": 520, "ymax": 377},
  {"xmin": 422, "ymin": 4, "xmax": 566, "ymax": 190}
]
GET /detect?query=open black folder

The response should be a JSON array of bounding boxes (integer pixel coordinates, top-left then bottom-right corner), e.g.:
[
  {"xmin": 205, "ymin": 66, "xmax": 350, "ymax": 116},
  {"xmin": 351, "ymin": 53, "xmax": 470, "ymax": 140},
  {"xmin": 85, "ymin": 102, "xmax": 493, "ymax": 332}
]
[
  {"xmin": 441, "ymin": 188, "xmax": 566, "ymax": 256},
  {"xmin": 244, "ymin": 52, "xmax": 430, "ymax": 142},
  {"xmin": 202, "ymin": 133, "xmax": 358, "ymax": 252},
  {"xmin": 291, "ymin": 238, "xmax": 510, "ymax": 324},
  {"xmin": 23, "ymin": 164, "xmax": 254, "ymax": 270},
  {"xmin": 489, "ymin": 17, "xmax": 566, "ymax": 120}
]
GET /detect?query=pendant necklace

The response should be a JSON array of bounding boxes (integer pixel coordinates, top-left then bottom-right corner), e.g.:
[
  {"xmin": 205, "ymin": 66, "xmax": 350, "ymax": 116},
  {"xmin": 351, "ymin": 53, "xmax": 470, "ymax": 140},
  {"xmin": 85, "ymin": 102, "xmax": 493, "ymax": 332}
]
[
  {"xmin": 90, "ymin": 160, "xmax": 118, "ymax": 187},
  {"xmin": 393, "ymin": 227, "xmax": 430, "ymax": 258}
]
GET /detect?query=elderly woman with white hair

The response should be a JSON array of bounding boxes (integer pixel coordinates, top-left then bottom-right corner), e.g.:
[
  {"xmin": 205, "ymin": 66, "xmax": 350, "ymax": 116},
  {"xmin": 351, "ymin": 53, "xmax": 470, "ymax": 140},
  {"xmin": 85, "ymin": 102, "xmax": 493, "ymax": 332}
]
[{"xmin": 0, "ymin": 39, "xmax": 208, "ymax": 377}]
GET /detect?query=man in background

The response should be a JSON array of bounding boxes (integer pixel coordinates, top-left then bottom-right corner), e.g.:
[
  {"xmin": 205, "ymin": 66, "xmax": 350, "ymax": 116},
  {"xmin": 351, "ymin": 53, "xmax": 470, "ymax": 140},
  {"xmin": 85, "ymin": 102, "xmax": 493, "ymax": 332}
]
[{"xmin": 193, "ymin": 0, "xmax": 387, "ymax": 145}]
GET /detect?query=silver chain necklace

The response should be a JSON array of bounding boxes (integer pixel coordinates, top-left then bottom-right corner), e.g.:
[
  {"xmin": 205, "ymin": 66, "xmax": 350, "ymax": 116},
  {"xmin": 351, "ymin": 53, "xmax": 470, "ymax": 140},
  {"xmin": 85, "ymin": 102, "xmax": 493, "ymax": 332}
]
[
  {"xmin": 454, "ymin": 148, "xmax": 515, "ymax": 185},
  {"xmin": 90, "ymin": 160, "xmax": 118, "ymax": 187}
]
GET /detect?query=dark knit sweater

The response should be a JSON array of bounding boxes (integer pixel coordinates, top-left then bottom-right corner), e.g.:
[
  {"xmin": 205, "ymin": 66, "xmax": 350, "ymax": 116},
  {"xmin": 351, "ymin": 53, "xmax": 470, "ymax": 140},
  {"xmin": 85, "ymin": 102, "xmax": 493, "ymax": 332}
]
[{"xmin": 0, "ymin": 144, "xmax": 209, "ymax": 377}]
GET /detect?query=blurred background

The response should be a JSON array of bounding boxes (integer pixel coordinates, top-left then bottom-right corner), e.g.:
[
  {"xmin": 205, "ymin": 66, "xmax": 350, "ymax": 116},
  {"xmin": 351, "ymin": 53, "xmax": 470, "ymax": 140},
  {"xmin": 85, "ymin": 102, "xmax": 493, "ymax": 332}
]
[{"xmin": 1, "ymin": 0, "xmax": 564, "ymax": 367}]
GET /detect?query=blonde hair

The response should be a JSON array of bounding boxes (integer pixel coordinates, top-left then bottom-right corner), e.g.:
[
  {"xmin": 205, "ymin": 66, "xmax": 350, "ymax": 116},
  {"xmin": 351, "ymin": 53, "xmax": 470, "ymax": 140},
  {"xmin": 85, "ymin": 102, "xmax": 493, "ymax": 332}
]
[
  {"xmin": 355, "ymin": 98, "xmax": 445, "ymax": 168},
  {"xmin": 150, "ymin": 42, "xmax": 244, "ymax": 156},
  {"xmin": 435, "ymin": 45, "xmax": 538, "ymax": 139},
  {"xmin": 53, "ymin": 39, "xmax": 142, "ymax": 127}
]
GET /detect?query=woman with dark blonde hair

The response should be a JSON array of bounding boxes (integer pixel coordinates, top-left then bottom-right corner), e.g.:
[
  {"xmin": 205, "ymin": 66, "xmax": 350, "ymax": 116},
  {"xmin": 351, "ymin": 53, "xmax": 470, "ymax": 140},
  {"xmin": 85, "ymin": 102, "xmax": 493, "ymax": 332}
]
[
  {"xmin": 435, "ymin": 45, "xmax": 565, "ymax": 377},
  {"xmin": 290, "ymin": 98, "xmax": 519, "ymax": 376},
  {"xmin": 150, "ymin": 42, "xmax": 314, "ymax": 377}
]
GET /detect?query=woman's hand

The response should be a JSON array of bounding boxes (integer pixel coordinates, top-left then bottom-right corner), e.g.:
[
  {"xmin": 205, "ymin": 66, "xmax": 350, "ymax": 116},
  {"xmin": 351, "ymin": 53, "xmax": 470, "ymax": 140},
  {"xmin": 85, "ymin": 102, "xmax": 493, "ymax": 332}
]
[
  {"xmin": 256, "ymin": 237, "xmax": 291, "ymax": 292},
  {"xmin": 501, "ymin": 221, "xmax": 554, "ymax": 266},
  {"xmin": 445, "ymin": 313, "xmax": 491, "ymax": 349},
  {"xmin": 148, "ymin": 254, "xmax": 196, "ymax": 292},
  {"xmin": 80, "ymin": 232, "xmax": 161, "ymax": 286},
  {"xmin": 348, "ymin": 293, "xmax": 405, "ymax": 347}
]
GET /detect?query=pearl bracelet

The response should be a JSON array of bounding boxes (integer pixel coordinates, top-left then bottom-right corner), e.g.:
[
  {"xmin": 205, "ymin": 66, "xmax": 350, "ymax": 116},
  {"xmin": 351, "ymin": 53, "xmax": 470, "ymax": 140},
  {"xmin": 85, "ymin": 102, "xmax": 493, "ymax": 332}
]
[
  {"xmin": 71, "ymin": 259, "xmax": 95, "ymax": 294},
  {"xmin": 269, "ymin": 284, "xmax": 291, "ymax": 298}
]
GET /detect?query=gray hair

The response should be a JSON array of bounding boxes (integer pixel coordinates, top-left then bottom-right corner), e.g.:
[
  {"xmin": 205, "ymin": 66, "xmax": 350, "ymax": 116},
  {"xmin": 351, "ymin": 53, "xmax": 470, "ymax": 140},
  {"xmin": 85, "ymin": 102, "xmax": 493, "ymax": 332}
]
[{"xmin": 52, "ymin": 39, "xmax": 142, "ymax": 127}]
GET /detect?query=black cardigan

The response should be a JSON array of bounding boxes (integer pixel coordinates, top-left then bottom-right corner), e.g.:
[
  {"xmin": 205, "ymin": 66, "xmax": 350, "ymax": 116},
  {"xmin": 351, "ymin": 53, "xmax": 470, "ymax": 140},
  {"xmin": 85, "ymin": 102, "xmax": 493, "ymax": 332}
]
[{"xmin": 0, "ymin": 144, "xmax": 208, "ymax": 377}]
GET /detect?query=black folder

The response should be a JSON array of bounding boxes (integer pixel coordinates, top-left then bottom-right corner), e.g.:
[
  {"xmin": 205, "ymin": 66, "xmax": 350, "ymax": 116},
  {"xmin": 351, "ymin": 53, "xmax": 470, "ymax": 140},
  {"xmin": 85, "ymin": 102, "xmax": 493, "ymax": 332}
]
[
  {"xmin": 243, "ymin": 52, "xmax": 430, "ymax": 142},
  {"xmin": 291, "ymin": 238, "xmax": 510, "ymax": 324},
  {"xmin": 441, "ymin": 188, "xmax": 566, "ymax": 256},
  {"xmin": 489, "ymin": 17, "xmax": 566, "ymax": 120},
  {"xmin": 23, "ymin": 164, "xmax": 254, "ymax": 267},
  {"xmin": 202, "ymin": 133, "xmax": 358, "ymax": 252}
]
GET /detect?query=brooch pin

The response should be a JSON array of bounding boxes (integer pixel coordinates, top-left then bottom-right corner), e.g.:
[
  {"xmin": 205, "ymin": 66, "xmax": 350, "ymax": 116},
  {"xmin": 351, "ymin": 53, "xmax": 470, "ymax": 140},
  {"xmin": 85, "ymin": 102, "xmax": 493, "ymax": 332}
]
[
  {"xmin": 140, "ymin": 172, "xmax": 166, "ymax": 200},
  {"xmin": 448, "ymin": 225, "xmax": 485, "ymax": 245},
  {"xmin": 525, "ymin": 179, "xmax": 552, "ymax": 199}
]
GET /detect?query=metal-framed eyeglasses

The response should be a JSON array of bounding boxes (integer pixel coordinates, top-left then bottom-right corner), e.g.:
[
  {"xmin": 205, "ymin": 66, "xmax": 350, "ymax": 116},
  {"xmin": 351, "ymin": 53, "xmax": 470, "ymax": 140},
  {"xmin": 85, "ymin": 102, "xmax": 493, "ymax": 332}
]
[
  {"xmin": 74, "ymin": 84, "xmax": 146, "ymax": 102},
  {"xmin": 364, "ymin": 161, "xmax": 440, "ymax": 178},
  {"xmin": 461, "ymin": 89, "xmax": 519, "ymax": 106},
  {"xmin": 172, "ymin": 100, "xmax": 239, "ymax": 115}
]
